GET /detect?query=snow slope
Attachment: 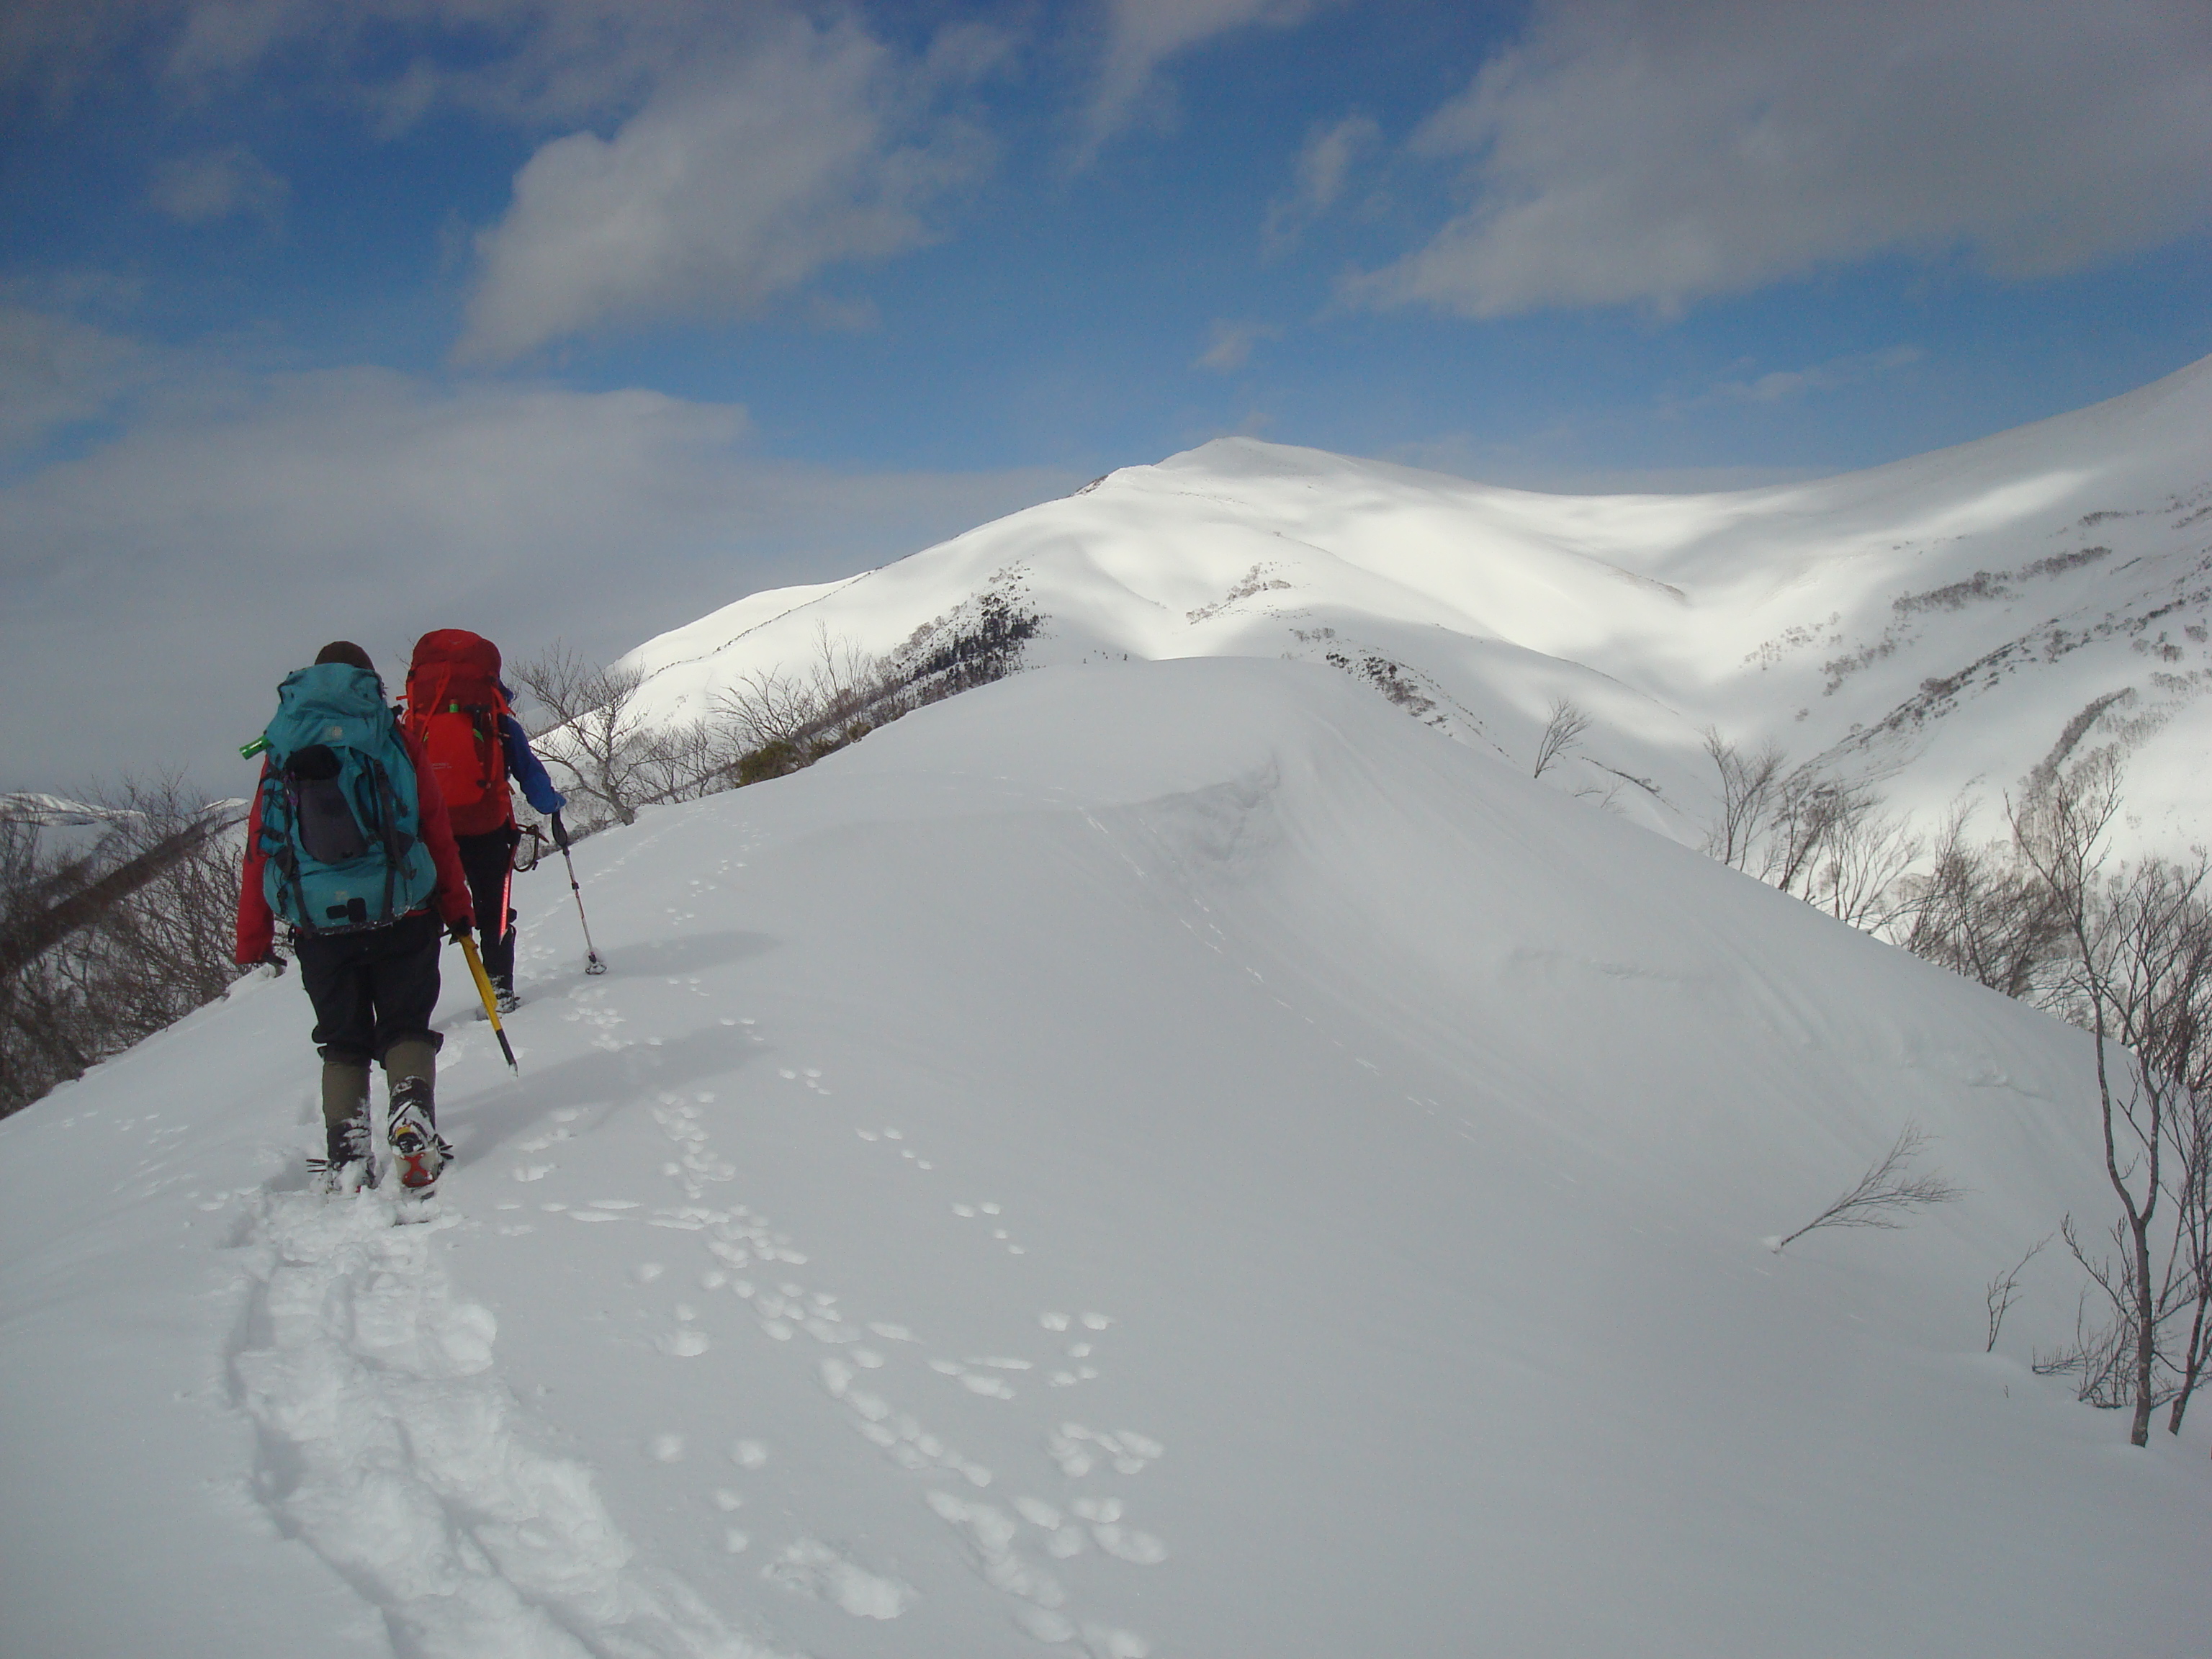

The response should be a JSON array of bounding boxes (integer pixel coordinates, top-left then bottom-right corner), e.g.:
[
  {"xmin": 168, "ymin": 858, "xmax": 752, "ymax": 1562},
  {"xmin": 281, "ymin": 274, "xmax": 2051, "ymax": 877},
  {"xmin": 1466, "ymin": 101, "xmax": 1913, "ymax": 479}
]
[
  {"xmin": 4, "ymin": 657, "xmax": 2207, "ymax": 1658},
  {"xmin": 617, "ymin": 355, "xmax": 2212, "ymax": 853}
]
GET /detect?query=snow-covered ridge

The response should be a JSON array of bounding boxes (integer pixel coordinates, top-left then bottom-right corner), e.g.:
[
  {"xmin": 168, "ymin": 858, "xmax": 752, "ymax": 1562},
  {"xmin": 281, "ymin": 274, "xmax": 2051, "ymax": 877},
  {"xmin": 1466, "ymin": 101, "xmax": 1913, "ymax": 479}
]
[
  {"xmin": 4, "ymin": 657, "xmax": 2207, "ymax": 1653},
  {"xmin": 0, "ymin": 791, "xmax": 127, "ymax": 826},
  {"xmin": 616, "ymin": 354, "xmax": 2212, "ymax": 854}
]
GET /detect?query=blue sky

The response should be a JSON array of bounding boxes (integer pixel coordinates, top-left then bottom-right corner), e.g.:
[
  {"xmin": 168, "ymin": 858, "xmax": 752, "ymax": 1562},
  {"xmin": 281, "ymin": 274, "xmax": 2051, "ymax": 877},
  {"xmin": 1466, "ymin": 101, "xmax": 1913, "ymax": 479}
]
[{"xmin": 3, "ymin": 0, "xmax": 2209, "ymax": 791}]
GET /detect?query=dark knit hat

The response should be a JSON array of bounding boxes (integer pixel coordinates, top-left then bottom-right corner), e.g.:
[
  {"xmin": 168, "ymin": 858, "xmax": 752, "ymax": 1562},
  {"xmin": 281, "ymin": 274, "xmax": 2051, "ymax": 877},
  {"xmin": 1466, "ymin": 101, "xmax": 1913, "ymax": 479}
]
[{"xmin": 314, "ymin": 641, "xmax": 375, "ymax": 673}]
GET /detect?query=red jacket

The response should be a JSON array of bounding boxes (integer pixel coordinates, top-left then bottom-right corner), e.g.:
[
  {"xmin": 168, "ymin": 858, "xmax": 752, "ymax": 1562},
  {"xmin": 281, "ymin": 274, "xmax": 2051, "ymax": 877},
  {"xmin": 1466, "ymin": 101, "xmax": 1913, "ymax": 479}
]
[{"xmin": 235, "ymin": 725, "xmax": 474, "ymax": 963}]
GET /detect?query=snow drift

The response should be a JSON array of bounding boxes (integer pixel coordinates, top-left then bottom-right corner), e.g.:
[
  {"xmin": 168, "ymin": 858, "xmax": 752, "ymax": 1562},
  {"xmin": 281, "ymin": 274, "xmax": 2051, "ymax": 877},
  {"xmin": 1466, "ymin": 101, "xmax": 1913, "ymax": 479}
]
[{"xmin": 3, "ymin": 657, "xmax": 2207, "ymax": 1657}]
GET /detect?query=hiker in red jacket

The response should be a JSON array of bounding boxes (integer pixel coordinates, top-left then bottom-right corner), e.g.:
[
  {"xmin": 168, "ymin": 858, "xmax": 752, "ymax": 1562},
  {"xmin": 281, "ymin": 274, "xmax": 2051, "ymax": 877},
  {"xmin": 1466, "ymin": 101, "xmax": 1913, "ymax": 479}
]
[
  {"xmin": 402, "ymin": 629, "xmax": 567, "ymax": 1014},
  {"xmin": 238, "ymin": 641, "xmax": 473, "ymax": 1191}
]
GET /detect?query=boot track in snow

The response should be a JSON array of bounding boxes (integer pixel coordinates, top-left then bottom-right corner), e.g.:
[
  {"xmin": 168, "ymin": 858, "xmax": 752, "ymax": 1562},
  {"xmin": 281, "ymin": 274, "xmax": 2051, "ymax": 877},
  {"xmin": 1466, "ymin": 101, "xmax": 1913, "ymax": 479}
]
[{"xmin": 228, "ymin": 1183, "xmax": 789, "ymax": 1658}]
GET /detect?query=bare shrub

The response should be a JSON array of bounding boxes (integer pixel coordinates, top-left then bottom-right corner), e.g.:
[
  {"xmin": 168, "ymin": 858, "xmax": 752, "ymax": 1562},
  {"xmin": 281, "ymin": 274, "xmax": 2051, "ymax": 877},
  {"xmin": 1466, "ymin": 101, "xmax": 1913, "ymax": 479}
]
[
  {"xmin": 508, "ymin": 643, "xmax": 653, "ymax": 830},
  {"xmin": 1, "ymin": 778, "xmax": 246, "ymax": 1118},
  {"xmin": 1892, "ymin": 802, "xmax": 2067, "ymax": 1000},
  {"xmin": 2010, "ymin": 750, "xmax": 2212, "ymax": 1441},
  {"xmin": 1756, "ymin": 770, "xmax": 1851, "ymax": 894},
  {"xmin": 517, "ymin": 587, "xmax": 1046, "ymax": 834},
  {"xmin": 1771, "ymin": 1122, "xmax": 1964, "ymax": 1252},
  {"xmin": 1804, "ymin": 793, "xmax": 1923, "ymax": 932},
  {"xmin": 717, "ymin": 665, "xmax": 822, "ymax": 752},
  {"xmin": 628, "ymin": 717, "xmax": 739, "ymax": 807},
  {"xmin": 1699, "ymin": 728, "xmax": 1786, "ymax": 871},
  {"xmin": 1699, "ymin": 736, "xmax": 1923, "ymax": 931},
  {"xmin": 1531, "ymin": 696, "xmax": 1591, "ymax": 781},
  {"xmin": 714, "ymin": 625, "xmax": 891, "ymax": 763},
  {"xmin": 1987, "ymin": 1236, "xmax": 2050, "ymax": 1352}
]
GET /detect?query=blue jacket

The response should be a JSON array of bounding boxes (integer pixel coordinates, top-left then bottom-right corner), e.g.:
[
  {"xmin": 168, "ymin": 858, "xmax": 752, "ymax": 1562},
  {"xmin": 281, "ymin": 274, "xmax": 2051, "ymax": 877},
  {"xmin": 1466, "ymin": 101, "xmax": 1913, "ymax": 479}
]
[{"xmin": 500, "ymin": 713, "xmax": 566, "ymax": 817}]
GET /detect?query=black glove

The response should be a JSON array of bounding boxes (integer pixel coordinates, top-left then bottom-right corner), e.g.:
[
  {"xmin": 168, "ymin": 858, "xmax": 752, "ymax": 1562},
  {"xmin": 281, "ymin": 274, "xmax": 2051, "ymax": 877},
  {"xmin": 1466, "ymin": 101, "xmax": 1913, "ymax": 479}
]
[
  {"xmin": 449, "ymin": 917, "xmax": 473, "ymax": 945},
  {"xmin": 549, "ymin": 811, "xmax": 572, "ymax": 853}
]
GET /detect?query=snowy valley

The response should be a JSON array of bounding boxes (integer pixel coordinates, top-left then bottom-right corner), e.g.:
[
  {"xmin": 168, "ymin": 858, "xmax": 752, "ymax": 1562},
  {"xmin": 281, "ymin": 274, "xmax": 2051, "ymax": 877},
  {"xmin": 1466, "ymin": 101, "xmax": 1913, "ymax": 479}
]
[{"xmin": 4, "ymin": 364, "xmax": 2212, "ymax": 1657}]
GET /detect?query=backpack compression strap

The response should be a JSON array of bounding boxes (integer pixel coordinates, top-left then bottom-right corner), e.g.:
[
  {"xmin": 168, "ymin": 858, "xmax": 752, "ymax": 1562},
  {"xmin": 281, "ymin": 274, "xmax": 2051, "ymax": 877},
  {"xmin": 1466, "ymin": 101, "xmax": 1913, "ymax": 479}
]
[
  {"xmin": 262, "ymin": 768, "xmax": 317, "ymax": 936},
  {"xmin": 367, "ymin": 714, "xmax": 425, "ymax": 926},
  {"xmin": 409, "ymin": 663, "xmax": 454, "ymax": 733}
]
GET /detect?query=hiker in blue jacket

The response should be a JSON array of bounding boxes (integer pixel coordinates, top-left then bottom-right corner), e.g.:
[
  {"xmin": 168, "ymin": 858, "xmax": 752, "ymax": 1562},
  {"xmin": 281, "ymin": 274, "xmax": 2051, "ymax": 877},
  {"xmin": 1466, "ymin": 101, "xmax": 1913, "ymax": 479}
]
[{"xmin": 403, "ymin": 631, "xmax": 567, "ymax": 1013}]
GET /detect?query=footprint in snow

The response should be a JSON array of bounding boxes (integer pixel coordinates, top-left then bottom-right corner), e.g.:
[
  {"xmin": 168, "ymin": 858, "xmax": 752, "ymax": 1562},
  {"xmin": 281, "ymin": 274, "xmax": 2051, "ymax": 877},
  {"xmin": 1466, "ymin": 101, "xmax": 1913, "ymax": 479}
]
[
  {"xmin": 925, "ymin": 1491, "xmax": 1156, "ymax": 1652},
  {"xmin": 730, "ymin": 1439, "xmax": 770, "ymax": 1469},
  {"xmin": 819, "ymin": 1362, "xmax": 992, "ymax": 1485},
  {"xmin": 233, "ymin": 1190, "xmax": 758, "ymax": 1656},
  {"xmin": 1050, "ymin": 1424, "xmax": 1165, "ymax": 1478},
  {"xmin": 764, "ymin": 1538, "xmax": 912, "ymax": 1619}
]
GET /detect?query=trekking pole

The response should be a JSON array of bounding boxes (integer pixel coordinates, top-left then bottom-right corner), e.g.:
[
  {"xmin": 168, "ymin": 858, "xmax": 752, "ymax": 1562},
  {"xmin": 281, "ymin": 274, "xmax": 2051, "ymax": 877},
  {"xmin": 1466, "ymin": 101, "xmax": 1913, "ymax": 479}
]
[
  {"xmin": 550, "ymin": 811, "xmax": 606, "ymax": 976},
  {"xmin": 456, "ymin": 930, "xmax": 520, "ymax": 1072}
]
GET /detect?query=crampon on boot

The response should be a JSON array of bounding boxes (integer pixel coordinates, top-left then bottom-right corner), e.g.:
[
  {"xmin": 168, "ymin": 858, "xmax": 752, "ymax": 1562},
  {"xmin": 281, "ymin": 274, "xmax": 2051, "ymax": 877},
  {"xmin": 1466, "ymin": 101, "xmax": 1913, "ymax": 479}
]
[
  {"xmin": 308, "ymin": 1109, "xmax": 377, "ymax": 1194},
  {"xmin": 387, "ymin": 1079, "xmax": 451, "ymax": 1191},
  {"xmin": 307, "ymin": 1156, "xmax": 379, "ymax": 1195}
]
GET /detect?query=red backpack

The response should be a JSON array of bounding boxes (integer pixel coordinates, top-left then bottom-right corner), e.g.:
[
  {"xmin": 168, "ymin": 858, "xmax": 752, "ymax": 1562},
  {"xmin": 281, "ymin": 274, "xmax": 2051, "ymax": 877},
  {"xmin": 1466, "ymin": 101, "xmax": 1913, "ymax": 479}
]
[{"xmin": 404, "ymin": 629, "xmax": 515, "ymax": 837}]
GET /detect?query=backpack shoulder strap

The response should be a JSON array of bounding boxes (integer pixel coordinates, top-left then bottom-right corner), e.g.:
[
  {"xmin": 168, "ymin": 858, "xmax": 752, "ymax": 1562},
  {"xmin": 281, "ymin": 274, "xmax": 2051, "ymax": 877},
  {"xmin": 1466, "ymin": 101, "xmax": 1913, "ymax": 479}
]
[{"xmin": 406, "ymin": 665, "xmax": 451, "ymax": 732}]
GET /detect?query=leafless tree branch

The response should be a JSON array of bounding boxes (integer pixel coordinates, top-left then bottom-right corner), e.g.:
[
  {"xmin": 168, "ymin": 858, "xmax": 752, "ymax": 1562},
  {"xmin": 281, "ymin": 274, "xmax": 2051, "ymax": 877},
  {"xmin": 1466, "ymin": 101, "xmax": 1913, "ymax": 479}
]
[{"xmin": 1773, "ymin": 1122, "xmax": 1964, "ymax": 1251}]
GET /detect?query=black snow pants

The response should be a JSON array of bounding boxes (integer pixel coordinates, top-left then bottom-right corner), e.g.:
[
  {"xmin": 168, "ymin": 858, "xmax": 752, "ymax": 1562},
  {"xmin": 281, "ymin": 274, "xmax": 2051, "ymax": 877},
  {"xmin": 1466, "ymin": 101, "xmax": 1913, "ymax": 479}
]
[
  {"xmin": 456, "ymin": 824, "xmax": 522, "ymax": 991},
  {"xmin": 294, "ymin": 908, "xmax": 446, "ymax": 1066}
]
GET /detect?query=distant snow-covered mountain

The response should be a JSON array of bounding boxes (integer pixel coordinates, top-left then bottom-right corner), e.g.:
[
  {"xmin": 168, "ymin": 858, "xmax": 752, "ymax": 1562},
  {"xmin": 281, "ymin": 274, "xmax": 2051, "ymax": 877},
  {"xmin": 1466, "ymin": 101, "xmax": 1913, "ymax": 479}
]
[
  {"xmin": 621, "ymin": 354, "xmax": 2212, "ymax": 855},
  {"xmin": 0, "ymin": 793, "xmax": 129, "ymax": 827}
]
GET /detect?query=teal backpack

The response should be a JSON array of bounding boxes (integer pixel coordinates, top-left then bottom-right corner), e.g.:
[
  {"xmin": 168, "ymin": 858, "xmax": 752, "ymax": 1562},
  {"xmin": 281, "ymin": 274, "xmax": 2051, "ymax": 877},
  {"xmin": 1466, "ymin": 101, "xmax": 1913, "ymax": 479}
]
[{"xmin": 256, "ymin": 663, "xmax": 439, "ymax": 934}]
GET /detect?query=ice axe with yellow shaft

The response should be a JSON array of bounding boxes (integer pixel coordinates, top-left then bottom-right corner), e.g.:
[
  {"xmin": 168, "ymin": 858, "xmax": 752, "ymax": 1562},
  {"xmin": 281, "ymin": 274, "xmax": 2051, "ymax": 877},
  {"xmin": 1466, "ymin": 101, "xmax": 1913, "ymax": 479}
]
[{"xmin": 453, "ymin": 925, "xmax": 518, "ymax": 1073}]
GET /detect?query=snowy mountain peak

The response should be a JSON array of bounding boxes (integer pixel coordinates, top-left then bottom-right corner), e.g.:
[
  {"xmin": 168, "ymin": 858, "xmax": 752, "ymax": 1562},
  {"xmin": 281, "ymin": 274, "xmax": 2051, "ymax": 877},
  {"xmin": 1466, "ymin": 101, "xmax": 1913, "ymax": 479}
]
[{"xmin": 617, "ymin": 354, "xmax": 2212, "ymax": 855}]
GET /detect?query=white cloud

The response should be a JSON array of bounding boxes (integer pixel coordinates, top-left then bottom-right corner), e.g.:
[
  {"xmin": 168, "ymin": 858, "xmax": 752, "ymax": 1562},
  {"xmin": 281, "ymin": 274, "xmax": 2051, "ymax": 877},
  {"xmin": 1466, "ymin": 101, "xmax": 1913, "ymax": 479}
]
[
  {"xmin": 1263, "ymin": 112, "xmax": 1378, "ymax": 252},
  {"xmin": 7, "ymin": 1, "xmax": 843, "ymax": 132},
  {"xmin": 0, "ymin": 302, "xmax": 153, "ymax": 449},
  {"xmin": 12, "ymin": 4, "xmax": 999, "ymax": 361},
  {"xmin": 162, "ymin": 0, "xmax": 310, "ymax": 86},
  {"xmin": 1699, "ymin": 345, "xmax": 1924, "ymax": 407},
  {"xmin": 148, "ymin": 143, "xmax": 287, "ymax": 223},
  {"xmin": 1359, "ymin": 0, "xmax": 2212, "ymax": 318},
  {"xmin": 0, "ymin": 0, "xmax": 163, "ymax": 113},
  {"xmin": 1080, "ymin": 0, "xmax": 1329, "ymax": 161},
  {"xmin": 161, "ymin": 0, "xmax": 717, "ymax": 122},
  {"xmin": 457, "ymin": 13, "xmax": 989, "ymax": 362},
  {"xmin": 1194, "ymin": 318, "xmax": 1281, "ymax": 372},
  {"xmin": 0, "ymin": 351, "xmax": 1076, "ymax": 791}
]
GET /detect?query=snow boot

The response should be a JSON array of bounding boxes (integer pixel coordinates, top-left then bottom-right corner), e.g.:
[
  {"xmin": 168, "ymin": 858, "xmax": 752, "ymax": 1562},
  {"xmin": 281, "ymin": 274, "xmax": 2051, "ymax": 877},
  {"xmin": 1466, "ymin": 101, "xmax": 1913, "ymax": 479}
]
[
  {"xmin": 495, "ymin": 977, "xmax": 521, "ymax": 1016},
  {"xmin": 310, "ymin": 1061, "xmax": 377, "ymax": 1193},
  {"xmin": 387, "ymin": 1079, "xmax": 448, "ymax": 1190},
  {"xmin": 383, "ymin": 1040, "xmax": 449, "ymax": 1190}
]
